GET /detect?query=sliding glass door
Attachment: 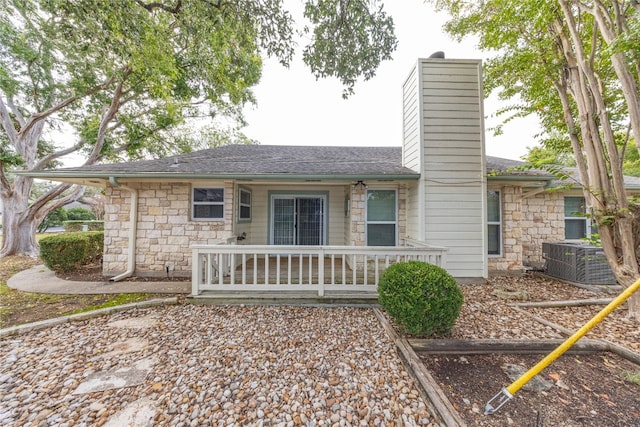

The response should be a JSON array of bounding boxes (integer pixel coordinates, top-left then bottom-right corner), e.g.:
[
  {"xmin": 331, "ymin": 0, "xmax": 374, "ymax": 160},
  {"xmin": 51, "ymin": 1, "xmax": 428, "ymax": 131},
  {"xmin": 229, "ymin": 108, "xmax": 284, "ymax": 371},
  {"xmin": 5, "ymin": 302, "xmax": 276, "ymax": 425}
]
[{"xmin": 271, "ymin": 195, "xmax": 325, "ymax": 245}]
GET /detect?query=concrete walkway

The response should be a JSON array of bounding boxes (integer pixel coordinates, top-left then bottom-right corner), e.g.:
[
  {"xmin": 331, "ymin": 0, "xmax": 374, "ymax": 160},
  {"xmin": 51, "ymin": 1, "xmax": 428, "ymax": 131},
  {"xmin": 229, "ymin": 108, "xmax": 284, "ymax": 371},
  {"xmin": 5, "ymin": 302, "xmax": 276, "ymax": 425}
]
[{"xmin": 7, "ymin": 265, "xmax": 190, "ymax": 294}]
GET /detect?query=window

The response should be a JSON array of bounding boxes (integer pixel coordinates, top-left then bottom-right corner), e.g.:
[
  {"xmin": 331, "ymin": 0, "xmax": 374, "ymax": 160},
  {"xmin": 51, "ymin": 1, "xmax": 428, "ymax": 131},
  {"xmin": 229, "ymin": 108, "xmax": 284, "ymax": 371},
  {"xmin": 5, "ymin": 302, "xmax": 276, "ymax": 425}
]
[
  {"xmin": 192, "ymin": 187, "xmax": 224, "ymax": 220},
  {"xmin": 487, "ymin": 190, "xmax": 501, "ymax": 255},
  {"xmin": 564, "ymin": 196, "xmax": 588, "ymax": 239},
  {"xmin": 366, "ymin": 189, "xmax": 397, "ymax": 246},
  {"xmin": 238, "ymin": 187, "xmax": 251, "ymax": 222}
]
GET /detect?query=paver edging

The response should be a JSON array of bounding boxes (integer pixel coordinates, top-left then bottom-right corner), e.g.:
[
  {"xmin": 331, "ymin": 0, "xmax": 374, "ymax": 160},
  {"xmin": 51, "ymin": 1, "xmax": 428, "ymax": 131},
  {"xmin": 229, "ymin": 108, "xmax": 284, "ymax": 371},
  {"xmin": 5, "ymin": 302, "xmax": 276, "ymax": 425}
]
[{"xmin": 0, "ymin": 297, "xmax": 178, "ymax": 338}]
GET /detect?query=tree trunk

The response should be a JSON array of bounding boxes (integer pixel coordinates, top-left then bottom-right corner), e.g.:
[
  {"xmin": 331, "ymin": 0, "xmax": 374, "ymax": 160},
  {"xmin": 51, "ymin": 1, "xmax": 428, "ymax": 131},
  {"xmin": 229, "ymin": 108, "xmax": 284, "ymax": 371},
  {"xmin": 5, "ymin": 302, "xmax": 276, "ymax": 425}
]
[
  {"xmin": 552, "ymin": 5, "xmax": 640, "ymax": 320},
  {"xmin": 0, "ymin": 188, "xmax": 39, "ymax": 257}
]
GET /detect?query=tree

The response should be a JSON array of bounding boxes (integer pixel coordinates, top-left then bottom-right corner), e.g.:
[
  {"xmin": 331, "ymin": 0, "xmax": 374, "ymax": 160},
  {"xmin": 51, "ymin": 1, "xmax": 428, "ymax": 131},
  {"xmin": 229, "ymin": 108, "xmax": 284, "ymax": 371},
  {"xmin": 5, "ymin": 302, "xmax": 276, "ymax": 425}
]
[
  {"xmin": 524, "ymin": 141, "xmax": 640, "ymax": 177},
  {"xmin": 0, "ymin": 0, "xmax": 397, "ymax": 256},
  {"xmin": 523, "ymin": 145, "xmax": 576, "ymax": 168},
  {"xmin": 37, "ymin": 208, "xmax": 67, "ymax": 233},
  {"xmin": 66, "ymin": 207, "xmax": 95, "ymax": 222},
  {"xmin": 430, "ymin": 0, "xmax": 640, "ymax": 318}
]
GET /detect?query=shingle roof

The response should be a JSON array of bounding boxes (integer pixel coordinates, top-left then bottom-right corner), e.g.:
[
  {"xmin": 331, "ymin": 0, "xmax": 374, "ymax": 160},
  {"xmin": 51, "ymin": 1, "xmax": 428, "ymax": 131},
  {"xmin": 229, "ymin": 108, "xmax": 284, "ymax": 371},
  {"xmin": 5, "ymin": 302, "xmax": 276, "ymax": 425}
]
[
  {"xmin": 22, "ymin": 144, "xmax": 640, "ymax": 189},
  {"xmin": 558, "ymin": 167, "xmax": 640, "ymax": 189},
  {"xmin": 485, "ymin": 156, "xmax": 551, "ymax": 177},
  {"xmin": 52, "ymin": 145, "xmax": 419, "ymax": 178}
]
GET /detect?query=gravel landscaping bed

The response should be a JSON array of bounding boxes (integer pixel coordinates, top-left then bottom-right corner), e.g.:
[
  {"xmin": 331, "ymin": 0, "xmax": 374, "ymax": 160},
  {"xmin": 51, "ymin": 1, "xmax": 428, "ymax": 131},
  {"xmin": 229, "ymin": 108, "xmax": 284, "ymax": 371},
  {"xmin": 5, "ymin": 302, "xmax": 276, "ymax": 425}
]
[
  {"xmin": 1, "ymin": 272, "xmax": 639, "ymax": 427},
  {"xmin": 0, "ymin": 305, "xmax": 436, "ymax": 426}
]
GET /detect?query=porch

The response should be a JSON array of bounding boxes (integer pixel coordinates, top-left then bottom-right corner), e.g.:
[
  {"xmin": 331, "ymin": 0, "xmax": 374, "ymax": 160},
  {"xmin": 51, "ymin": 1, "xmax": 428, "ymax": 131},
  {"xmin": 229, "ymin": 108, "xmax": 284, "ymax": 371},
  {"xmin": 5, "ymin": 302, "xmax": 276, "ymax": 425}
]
[{"xmin": 190, "ymin": 239, "xmax": 448, "ymax": 299}]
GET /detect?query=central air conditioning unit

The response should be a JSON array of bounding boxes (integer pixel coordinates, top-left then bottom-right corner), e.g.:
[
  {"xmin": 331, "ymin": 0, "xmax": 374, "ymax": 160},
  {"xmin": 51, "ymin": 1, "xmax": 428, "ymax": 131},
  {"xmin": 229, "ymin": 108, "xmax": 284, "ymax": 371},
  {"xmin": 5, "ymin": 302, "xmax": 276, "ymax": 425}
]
[{"xmin": 542, "ymin": 242, "xmax": 616, "ymax": 285}]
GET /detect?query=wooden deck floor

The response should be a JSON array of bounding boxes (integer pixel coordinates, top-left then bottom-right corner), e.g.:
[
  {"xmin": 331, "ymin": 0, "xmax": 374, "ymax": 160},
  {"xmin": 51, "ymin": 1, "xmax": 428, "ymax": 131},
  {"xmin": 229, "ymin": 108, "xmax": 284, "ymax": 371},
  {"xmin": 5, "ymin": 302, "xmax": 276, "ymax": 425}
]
[{"xmin": 188, "ymin": 290, "xmax": 379, "ymax": 306}]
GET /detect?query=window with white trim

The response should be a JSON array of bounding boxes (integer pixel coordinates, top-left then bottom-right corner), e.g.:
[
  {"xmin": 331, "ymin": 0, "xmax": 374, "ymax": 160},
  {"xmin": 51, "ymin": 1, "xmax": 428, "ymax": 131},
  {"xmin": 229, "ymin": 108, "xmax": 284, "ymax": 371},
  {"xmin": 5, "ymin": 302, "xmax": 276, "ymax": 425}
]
[
  {"xmin": 487, "ymin": 190, "xmax": 501, "ymax": 255},
  {"xmin": 192, "ymin": 187, "xmax": 224, "ymax": 220},
  {"xmin": 238, "ymin": 187, "xmax": 251, "ymax": 222},
  {"xmin": 366, "ymin": 189, "xmax": 397, "ymax": 246},
  {"xmin": 564, "ymin": 196, "xmax": 588, "ymax": 239}
]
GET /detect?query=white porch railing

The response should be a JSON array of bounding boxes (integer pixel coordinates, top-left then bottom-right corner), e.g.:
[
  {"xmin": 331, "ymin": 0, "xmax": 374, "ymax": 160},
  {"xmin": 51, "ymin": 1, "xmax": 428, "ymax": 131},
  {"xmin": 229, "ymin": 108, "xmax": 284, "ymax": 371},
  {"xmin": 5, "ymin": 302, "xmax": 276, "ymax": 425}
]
[{"xmin": 190, "ymin": 240, "xmax": 448, "ymax": 296}]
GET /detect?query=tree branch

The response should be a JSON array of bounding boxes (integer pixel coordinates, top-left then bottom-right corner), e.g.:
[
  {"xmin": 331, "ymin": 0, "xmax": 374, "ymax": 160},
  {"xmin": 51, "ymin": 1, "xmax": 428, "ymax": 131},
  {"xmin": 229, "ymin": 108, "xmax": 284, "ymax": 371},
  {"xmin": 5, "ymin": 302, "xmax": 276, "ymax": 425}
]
[
  {"xmin": 134, "ymin": 0, "xmax": 183, "ymax": 13},
  {"xmin": 0, "ymin": 162, "xmax": 14, "ymax": 197},
  {"xmin": 32, "ymin": 141, "xmax": 85, "ymax": 171},
  {"xmin": 19, "ymin": 75, "xmax": 115, "ymax": 138},
  {"xmin": 0, "ymin": 97, "xmax": 19, "ymax": 143},
  {"xmin": 30, "ymin": 182, "xmax": 77, "ymax": 214},
  {"xmin": 85, "ymin": 75, "xmax": 129, "ymax": 165},
  {"xmin": 5, "ymin": 97, "xmax": 26, "ymax": 127},
  {"xmin": 31, "ymin": 184, "xmax": 86, "ymax": 223}
]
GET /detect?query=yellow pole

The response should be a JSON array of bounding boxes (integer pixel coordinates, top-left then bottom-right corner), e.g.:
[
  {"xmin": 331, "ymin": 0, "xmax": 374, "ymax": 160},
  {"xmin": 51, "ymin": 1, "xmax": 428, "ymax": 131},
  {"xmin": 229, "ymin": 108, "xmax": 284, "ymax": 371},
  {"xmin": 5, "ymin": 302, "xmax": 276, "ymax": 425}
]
[{"xmin": 485, "ymin": 276, "xmax": 640, "ymax": 415}]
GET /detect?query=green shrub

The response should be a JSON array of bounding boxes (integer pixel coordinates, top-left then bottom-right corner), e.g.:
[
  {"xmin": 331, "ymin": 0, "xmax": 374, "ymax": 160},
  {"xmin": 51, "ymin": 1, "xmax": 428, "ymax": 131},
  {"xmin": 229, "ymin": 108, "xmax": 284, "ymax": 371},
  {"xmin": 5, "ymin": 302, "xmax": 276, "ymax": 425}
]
[
  {"xmin": 63, "ymin": 220, "xmax": 104, "ymax": 232},
  {"xmin": 39, "ymin": 231, "xmax": 104, "ymax": 272},
  {"xmin": 66, "ymin": 207, "xmax": 95, "ymax": 221},
  {"xmin": 38, "ymin": 207, "xmax": 68, "ymax": 232},
  {"xmin": 378, "ymin": 261, "xmax": 463, "ymax": 336}
]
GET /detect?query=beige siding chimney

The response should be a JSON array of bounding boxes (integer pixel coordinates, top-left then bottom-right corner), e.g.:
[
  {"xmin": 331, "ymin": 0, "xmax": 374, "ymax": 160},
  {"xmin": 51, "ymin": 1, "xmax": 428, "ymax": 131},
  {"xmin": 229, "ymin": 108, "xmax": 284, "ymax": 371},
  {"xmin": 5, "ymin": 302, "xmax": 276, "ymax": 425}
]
[{"xmin": 402, "ymin": 58, "xmax": 487, "ymax": 278}]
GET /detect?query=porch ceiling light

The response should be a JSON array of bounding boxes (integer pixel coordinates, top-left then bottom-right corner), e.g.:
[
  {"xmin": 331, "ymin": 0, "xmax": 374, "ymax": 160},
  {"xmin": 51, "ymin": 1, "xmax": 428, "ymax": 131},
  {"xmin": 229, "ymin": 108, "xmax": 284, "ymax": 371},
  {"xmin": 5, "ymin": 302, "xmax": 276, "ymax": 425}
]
[{"xmin": 354, "ymin": 180, "xmax": 368, "ymax": 190}]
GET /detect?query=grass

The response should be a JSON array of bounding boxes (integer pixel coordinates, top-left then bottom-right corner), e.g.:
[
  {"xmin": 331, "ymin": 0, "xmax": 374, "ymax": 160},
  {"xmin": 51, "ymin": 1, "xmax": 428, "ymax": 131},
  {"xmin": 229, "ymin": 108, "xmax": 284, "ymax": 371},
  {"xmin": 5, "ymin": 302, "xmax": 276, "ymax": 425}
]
[
  {"xmin": 624, "ymin": 370, "xmax": 640, "ymax": 386},
  {"xmin": 67, "ymin": 293, "xmax": 155, "ymax": 314},
  {"xmin": 0, "ymin": 255, "xmax": 173, "ymax": 329}
]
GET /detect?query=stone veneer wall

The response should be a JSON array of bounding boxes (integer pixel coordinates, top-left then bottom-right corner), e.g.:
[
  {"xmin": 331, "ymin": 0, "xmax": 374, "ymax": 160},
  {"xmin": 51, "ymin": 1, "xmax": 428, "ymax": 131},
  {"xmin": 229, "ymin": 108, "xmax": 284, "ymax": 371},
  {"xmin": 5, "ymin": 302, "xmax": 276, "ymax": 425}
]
[
  {"xmin": 488, "ymin": 186, "xmax": 523, "ymax": 272},
  {"xmin": 349, "ymin": 188, "xmax": 366, "ymax": 246},
  {"xmin": 103, "ymin": 182, "xmax": 234, "ymax": 277},
  {"xmin": 488, "ymin": 187, "xmax": 565, "ymax": 272},
  {"xmin": 521, "ymin": 191, "xmax": 564, "ymax": 267}
]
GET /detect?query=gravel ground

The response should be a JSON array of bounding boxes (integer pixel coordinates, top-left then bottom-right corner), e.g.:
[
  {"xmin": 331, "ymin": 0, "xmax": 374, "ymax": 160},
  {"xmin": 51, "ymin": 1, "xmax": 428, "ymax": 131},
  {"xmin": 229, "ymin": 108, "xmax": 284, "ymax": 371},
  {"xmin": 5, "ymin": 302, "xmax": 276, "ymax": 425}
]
[
  {"xmin": 0, "ymin": 305, "xmax": 436, "ymax": 427},
  {"xmin": 451, "ymin": 273, "xmax": 638, "ymax": 351},
  {"xmin": 1, "ymin": 273, "xmax": 638, "ymax": 427}
]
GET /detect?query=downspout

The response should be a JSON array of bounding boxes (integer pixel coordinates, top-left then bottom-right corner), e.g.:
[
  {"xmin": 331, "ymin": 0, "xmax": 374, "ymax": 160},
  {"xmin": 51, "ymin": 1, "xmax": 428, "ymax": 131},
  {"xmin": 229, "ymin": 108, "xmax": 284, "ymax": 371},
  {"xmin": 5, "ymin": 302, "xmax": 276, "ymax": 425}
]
[{"xmin": 108, "ymin": 177, "xmax": 138, "ymax": 282}]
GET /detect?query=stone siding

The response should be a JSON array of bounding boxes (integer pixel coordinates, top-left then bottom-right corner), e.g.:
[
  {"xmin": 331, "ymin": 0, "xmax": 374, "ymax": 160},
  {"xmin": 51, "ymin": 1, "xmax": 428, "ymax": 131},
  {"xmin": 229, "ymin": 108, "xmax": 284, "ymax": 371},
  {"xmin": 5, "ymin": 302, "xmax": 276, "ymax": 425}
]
[
  {"xmin": 488, "ymin": 186, "xmax": 523, "ymax": 271},
  {"xmin": 103, "ymin": 182, "xmax": 234, "ymax": 277},
  {"xmin": 348, "ymin": 187, "xmax": 366, "ymax": 246},
  {"xmin": 488, "ymin": 186, "xmax": 565, "ymax": 273},
  {"xmin": 522, "ymin": 191, "xmax": 564, "ymax": 267}
]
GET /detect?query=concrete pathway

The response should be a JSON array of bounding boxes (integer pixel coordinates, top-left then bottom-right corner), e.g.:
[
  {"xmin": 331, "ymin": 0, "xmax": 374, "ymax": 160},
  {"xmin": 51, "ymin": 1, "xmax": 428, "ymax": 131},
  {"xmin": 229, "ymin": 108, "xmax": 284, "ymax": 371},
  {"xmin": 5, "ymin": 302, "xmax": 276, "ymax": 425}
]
[{"xmin": 7, "ymin": 265, "xmax": 190, "ymax": 294}]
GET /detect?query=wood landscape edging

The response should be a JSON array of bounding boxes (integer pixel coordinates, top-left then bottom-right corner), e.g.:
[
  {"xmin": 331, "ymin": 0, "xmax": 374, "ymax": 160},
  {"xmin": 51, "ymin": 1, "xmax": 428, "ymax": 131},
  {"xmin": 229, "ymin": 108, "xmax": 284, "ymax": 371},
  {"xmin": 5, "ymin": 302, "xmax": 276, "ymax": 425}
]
[
  {"xmin": 509, "ymin": 305, "xmax": 640, "ymax": 365},
  {"xmin": 408, "ymin": 338, "xmax": 609, "ymax": 355},
  {"xmin": 373, "ymin": 304, "xmax": 640, "ymax": 427},
  {"xmin": 372, "ymin": 308, "xmax": 467, "ymax": 427}
]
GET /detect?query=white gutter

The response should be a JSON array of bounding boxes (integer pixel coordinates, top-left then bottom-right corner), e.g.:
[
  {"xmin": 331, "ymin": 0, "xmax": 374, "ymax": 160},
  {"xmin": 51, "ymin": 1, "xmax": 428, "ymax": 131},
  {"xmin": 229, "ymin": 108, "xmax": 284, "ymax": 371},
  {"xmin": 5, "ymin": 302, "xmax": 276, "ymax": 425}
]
[{"xmin": 108, "ymin": 177, "xmax": 138, "ymax": 282}]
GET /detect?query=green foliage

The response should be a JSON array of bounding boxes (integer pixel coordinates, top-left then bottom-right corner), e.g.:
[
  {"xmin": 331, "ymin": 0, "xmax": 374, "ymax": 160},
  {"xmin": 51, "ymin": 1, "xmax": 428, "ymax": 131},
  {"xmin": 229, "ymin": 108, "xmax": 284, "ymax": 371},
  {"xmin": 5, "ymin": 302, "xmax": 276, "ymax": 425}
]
[
  {"xmin": 524, "ymin": 138, "xmax": 640, "ymax": 177},
  {"xmin": 39, "ymin": 231, "xmax": 103, "ymax": 273},
  {"xmin": 63, "ymin": 220, "xmax": 104, "ymax": 232},
  {"xmin": 68, "ymin": 294, "xmax": 153, "ymax": 315},
  {"xmin": 522, "ymin": 145, "xmax": 576, "ymax": 168},
  {"xmin": 1, "ymin": 0, "xmax": 397, "ymax": 162},
  {"xmin": 622, "ymin": 140, "xmax": 640, "ymax": 177},
  {"xmin": 378, "ymin": 261, "xmax": 463, "ymax": 336},
  {"xmin": 38, "ymin": 208, "xmax": 68, "ymax": 233},
  {"xmin": 302, "ymin": 0, "xmax": 397, "ymax": 98},
  {"xmin": 0, "ymin": 0, "xmax": 397, "ymax": 257},
  {"xmin": 624, "ymin": 370, "xmax": 640, "ymax": 386},
  {"xmin": 65, "ymin": 207, "xmax": 95, "ymax": 221}
]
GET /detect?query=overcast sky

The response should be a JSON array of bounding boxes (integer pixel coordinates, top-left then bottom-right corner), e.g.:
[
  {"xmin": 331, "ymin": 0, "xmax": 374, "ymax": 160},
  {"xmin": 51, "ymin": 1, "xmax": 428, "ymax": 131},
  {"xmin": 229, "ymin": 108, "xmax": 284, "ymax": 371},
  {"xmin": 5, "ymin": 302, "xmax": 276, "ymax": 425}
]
[{"xmin": 242, "ymin": 0, "xmax": 540, "ymax": 161}]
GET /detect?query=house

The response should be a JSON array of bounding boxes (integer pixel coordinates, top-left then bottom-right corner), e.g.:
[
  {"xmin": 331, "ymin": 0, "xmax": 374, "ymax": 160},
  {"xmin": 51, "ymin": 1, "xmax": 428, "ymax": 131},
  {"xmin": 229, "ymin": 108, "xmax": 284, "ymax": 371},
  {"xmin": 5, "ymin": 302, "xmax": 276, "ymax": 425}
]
[{"xmin": 25, "ymin": 58, "xmax": 640, "ymax": 296}]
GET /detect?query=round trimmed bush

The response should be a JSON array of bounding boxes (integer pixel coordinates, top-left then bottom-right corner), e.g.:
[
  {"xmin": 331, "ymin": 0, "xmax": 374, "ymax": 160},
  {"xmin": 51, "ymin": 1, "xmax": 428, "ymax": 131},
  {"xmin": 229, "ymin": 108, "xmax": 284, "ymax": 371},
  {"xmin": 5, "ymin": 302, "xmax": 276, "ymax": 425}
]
[{"xmin": 378, "ymin": 261, "xmax": 463, "ymax": 336}]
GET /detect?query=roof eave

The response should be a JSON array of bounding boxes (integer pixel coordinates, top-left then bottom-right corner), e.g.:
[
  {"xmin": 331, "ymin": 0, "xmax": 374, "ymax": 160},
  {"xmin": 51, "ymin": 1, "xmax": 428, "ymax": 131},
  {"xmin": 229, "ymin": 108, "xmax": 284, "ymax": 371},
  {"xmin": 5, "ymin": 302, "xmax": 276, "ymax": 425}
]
[
  {"xmin": 17, "ymin": 171, "xmax": 421, "ymax": 183},
  {"xmin": 487, "ymin": 175, "xmax": 554, "ymax": 182}
]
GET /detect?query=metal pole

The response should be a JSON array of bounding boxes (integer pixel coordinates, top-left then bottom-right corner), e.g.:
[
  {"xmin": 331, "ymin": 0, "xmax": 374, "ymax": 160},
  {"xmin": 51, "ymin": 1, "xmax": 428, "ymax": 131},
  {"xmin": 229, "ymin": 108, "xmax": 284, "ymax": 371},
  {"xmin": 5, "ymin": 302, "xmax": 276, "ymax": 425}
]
[{"xmin": 484, "ymin": 276, "xmax": 640, "ymax": 415}]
